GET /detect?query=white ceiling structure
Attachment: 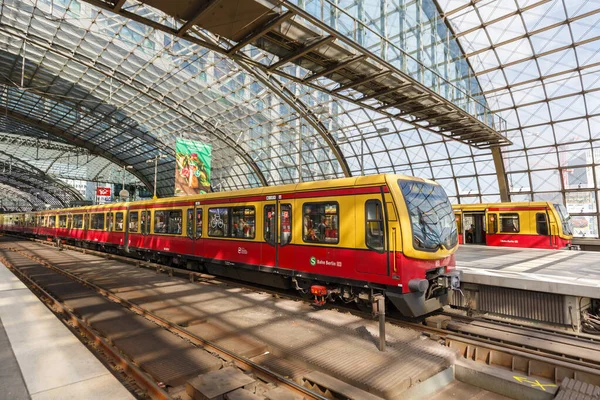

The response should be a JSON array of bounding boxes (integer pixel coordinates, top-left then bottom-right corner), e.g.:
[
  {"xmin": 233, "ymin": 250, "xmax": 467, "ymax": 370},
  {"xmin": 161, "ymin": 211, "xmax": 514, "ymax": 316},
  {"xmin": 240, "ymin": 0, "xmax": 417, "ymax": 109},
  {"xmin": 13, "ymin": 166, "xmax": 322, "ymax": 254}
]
[{"xmin": 0, "ymin": 0, "xmax": 598, "ymax": 237}]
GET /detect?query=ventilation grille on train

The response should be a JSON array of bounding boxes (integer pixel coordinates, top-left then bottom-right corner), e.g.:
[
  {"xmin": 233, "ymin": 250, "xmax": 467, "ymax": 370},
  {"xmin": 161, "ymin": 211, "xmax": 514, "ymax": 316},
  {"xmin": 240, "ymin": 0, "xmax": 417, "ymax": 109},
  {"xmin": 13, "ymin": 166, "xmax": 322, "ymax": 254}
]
[{"xmin": 451, "ymin": 285, "xmax": 565, "ymax": 325}]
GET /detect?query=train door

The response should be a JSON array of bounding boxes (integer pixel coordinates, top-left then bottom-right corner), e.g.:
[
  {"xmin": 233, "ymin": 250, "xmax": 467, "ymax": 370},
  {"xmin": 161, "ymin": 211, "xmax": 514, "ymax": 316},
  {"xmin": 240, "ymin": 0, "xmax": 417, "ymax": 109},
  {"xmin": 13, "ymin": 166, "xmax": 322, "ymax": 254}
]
[
  {"xmin": 262, "ymin": 198, "xmax": 279, "ymax": 268},
  {"xmin": 278, "ymin": 202, "xmax": 293, "ymax": 269},
  {"xmin": 485, "ymin": 212, "xmax": 498, "ymax": 243},
  {"xmin": 186, "ymin": 202, "xmax": 201, "ymax": 257},
  {"xmin": 140, "ymin": 209, "xmax": 150, "ymax": 249},
  {"xmin": 356, "ymin": 197, "xmax": 388, "ymax": 275},
  {"xmin": 463, "ymin": 212, "xmax": 486, "ymax": 245},
  {"xmin": 124, "ymin": 206, "xmax": 130, "ymax": 251}
]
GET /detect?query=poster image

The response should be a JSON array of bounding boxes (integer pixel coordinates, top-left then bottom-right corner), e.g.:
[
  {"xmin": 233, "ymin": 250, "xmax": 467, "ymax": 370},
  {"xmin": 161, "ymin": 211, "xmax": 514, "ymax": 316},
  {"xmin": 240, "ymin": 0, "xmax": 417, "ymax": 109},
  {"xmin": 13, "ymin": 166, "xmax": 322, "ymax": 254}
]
[{"xmin": 175, "ymin": 139, "xmax": 212, "ymax": 196}]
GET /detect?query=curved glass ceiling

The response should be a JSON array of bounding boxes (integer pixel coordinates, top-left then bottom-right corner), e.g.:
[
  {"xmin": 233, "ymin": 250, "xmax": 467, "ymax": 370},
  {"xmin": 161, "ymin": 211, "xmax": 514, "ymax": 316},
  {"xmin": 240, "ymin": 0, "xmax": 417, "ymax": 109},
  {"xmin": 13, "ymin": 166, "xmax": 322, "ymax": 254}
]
[
  {"xmin": 0, "ymin": 0, "xmax": 599, "ymax": 237},
  {"xmin": 438, "ymin": 0, "xmax": 600, "ymax": 237}
]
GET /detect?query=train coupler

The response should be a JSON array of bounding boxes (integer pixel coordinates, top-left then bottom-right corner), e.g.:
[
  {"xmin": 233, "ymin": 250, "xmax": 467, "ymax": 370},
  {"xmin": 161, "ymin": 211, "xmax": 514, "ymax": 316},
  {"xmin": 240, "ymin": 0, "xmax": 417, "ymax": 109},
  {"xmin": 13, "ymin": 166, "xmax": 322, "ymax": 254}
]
[
  {"xmin": 437, "ymin": 270, "xmax": 462, "ymax": 291},
  {"xmin": 310, "ymin": 285, "xmax": 328, "ymax": 306}
]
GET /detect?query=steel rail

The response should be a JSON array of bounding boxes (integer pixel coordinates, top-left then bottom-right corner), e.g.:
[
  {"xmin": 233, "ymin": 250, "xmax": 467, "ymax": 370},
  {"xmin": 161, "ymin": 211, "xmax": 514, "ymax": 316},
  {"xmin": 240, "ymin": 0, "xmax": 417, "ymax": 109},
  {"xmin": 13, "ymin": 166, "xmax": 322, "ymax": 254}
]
[
  {"xmin": 1, "ymin": 243, "xmax": 328, "ymax": 400},
  {"xmin": 0, "ymin": 252, "xmax": 171, "ymax": 400},
  {"xmin": 9, "ymin": 236, "xmax": 600, "ymax": 376}
]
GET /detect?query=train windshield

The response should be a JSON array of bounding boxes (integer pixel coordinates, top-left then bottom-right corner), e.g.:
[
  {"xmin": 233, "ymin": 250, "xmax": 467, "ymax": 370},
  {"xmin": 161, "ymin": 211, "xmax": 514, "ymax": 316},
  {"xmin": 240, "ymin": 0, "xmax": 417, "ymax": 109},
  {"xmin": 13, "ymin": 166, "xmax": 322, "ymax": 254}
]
[
  {"xmin": 553, "ymin": 204, "xmax": 573, "ymax": 236},
  {"xmin": 398, "ymin": 180, "xmax": 458, "ymax": 251}
]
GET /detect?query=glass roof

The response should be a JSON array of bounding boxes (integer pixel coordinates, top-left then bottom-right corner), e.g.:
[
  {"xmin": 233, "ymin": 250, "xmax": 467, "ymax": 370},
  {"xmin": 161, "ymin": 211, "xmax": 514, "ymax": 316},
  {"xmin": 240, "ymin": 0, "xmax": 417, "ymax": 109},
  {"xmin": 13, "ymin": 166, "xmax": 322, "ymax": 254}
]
[
  {"xmin": 0, "ymin": 0, "xmax": 598, "ymax": 236},
  {"xmin": 437, "ymin": 0, "xmax": 600, "ymax": 237}
]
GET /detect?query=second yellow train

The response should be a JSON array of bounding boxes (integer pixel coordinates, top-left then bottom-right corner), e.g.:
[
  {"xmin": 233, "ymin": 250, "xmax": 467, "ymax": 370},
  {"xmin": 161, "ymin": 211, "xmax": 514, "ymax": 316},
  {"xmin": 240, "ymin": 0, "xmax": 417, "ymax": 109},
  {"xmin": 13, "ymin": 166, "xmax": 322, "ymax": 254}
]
[{"xmin": 453, "ymin": 202, "xmax": 573, "ymax": 249}]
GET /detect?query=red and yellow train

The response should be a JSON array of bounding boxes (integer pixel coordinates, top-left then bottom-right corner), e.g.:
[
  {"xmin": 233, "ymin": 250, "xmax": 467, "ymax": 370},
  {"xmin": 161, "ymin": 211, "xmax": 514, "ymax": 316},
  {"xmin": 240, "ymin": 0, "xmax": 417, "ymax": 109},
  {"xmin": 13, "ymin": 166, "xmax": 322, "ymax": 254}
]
[
  {"xmin": 453, "ymin": 202, "xmax": 573, "ymax": 249},
  {"xmin": 0, "ymin": 174, "xmax": 461, "ymax": 316}
]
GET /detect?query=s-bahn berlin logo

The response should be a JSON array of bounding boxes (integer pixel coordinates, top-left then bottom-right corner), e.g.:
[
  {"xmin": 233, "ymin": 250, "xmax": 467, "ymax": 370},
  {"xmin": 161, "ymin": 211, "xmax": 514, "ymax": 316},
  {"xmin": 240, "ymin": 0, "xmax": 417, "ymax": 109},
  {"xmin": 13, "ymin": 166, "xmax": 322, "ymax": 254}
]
[{"xmin": 310, "ymin": 256, "xmax": 316, "ymax": 266}]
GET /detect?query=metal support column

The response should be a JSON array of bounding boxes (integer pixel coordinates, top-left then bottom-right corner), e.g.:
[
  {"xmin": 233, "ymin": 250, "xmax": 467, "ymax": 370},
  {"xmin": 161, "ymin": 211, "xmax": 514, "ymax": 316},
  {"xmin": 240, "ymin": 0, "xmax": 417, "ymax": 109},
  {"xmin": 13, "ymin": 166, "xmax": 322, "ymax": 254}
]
[
  {"xmin": 491, "ymin": 146, "xmax": 510, "ymax": 202},
  {"xmin": 373, "ymin": 294, "xmax": 386, "ymax": 352}
]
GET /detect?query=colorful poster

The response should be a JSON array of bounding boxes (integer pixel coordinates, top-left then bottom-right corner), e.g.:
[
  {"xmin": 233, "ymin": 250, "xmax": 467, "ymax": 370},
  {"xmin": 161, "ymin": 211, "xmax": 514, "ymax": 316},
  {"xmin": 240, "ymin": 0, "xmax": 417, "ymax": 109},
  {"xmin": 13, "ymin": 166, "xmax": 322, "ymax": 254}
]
[{"xmin": 175, "ymin": 139, "xmax": 212, "ymax": 196}]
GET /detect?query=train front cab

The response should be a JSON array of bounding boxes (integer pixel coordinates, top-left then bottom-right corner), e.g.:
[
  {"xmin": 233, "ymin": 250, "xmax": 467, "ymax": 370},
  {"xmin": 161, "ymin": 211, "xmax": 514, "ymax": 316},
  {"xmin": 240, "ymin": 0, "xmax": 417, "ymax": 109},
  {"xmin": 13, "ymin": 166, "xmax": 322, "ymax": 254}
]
[
  {"xmin": 382, "ymin": 176, "xmax": 461, "ymax": 316},
  {"xmin": 453, "ymin": 202, "xmax": 573, "ymax": 249}
]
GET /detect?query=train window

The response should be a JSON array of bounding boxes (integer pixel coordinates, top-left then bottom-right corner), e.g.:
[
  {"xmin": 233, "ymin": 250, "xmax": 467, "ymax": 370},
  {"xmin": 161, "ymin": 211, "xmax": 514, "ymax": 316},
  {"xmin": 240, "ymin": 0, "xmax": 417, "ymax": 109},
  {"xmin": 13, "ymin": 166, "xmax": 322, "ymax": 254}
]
[
  {"xmin": 168, "ymin": 210, "xmax": 182, "ymax": 235},
  {"xmin": 115, "ymin": 212, "xmax": 124, "ymax": 231},
  {"xmin": 38, "ymin": 216, "xmax": 45, "ymax": 227},
  {"xmin": 208, "ymin": 208, "xmax": 228, "ymax": 237},
  {"xmin": 73, "ymin": 214, "xmax": 83, "ymax": 229},
  {"xmin": 280, "ymin": 204, "xmax": 292, "ymax": 245},
  {"xmin": 264, "ymin": 205, "xmax": 276, "ymax": 244},
  {"xmin": 536, "ymin": 213, "xmax": 549, "ymax": 236},
  {"xmin": 91, "ymin": 213, "xmax": 105, "ymax": 230},
  {"xmin": 365, "ymin": 200, "xmax": 384, "ymax": 252},
  {"xmin": 154, "ymin": 210, "xmax": 182, "ymax": 235},
  {"xmin": 303, "ymin": 202, "xmax": 339, "ymax": 244},
  {"xmin": 500, "ymin": 213, "xmax": 520, "ymax": 233},
  {"xmin": 48, "ymin": 215, "xmax": 56, "ymax": 228},
  {"xmin": 231, "ymin": 207, "xmax": 255, "ymax": 239},
  {"xmin": 487, "ymin": 214, "xmax": 497, "ymax": 234},
  {"xmin": 84, "ymin": 214, "xmax": 90, "ymax": 230},
  {"xmin": 187, "ymin": 208, "xmax": 194, "ymax": 238},
  {"xmin": 196, "ymin": 209, "xmax": 202, "ymax": 239},
  {"xmin": 58, "ymin": 215, "xmax": 67, "ymax": 228},
  {"xmin": 129, "ymin": 212, "xmax": 139, "ymax": 232},
  {"xmin": 67, "ymin": 215, "xmax": 72, "ymax": 229},
  {"xmin": 154, "ymin": 211, "xmax": 166, "ymax": 233},
  {"xmin": 107, "ymin": 212, "xmax": 114, "ymax": 231}
]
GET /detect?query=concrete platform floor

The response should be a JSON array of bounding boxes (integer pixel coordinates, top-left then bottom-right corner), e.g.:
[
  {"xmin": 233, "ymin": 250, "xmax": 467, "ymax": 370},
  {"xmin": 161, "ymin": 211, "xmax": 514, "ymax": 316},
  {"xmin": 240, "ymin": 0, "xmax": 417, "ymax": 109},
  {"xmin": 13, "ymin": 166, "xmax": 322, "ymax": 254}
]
[
  {"xmin": 429, "ymin": 381, "xmax": 512, "ymax": 400},
  {"xmin": 2, "ymin": 240, "xmax": 458, "ymax": 399},
  {"xmin": 0, "ymin": 262, "xmax": 134, "ymax": 400},
  {"xmin": 455, "ymin": 245, "xmax": 600, "ymax": 298}
]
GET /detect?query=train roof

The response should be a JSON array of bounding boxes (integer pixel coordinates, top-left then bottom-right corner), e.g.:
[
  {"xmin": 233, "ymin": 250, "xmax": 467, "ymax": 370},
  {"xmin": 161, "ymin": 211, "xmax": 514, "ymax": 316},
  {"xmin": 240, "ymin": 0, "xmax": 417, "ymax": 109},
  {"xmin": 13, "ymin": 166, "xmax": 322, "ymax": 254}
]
[
  {"xmin": 9, "ymin": 174, "xmax": 440, "ymax": 215},
  {"xmin": 452, "ymin": 201, "xmax": 556, "ymax": 211}
]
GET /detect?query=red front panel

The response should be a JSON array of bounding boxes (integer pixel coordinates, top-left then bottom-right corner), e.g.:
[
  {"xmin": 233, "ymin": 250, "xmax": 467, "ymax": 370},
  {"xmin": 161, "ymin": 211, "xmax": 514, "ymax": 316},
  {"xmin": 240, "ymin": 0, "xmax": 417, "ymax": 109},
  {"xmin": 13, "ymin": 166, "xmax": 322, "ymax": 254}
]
[{"xmin": 486, "ymin": 233, "xmax": 570, "ymax": 249}]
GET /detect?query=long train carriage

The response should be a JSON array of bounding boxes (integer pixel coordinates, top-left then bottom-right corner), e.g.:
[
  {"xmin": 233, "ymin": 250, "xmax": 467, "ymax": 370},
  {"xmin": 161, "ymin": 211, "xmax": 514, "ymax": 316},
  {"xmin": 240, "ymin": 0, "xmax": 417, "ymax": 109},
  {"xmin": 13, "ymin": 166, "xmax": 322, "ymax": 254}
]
[
  {"xmin": 1, "ymin": 174, "xmax": 461, "ymax": 317},
  {"xmin": 452, "ymin": 202, "xmax": 573, "ymax": 249}
]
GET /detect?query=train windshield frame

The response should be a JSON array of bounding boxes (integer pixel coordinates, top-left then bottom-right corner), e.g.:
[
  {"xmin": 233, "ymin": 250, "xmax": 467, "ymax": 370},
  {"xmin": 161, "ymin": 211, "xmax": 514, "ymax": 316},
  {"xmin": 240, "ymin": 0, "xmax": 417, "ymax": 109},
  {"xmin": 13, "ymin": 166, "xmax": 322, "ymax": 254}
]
[
  {"xmin": 398, "ymin": 179, "xmax": 458, "ymax": 252},
  {"xmin": 553, "ymin": 204, "xmax": 573, "ymax": 236}
]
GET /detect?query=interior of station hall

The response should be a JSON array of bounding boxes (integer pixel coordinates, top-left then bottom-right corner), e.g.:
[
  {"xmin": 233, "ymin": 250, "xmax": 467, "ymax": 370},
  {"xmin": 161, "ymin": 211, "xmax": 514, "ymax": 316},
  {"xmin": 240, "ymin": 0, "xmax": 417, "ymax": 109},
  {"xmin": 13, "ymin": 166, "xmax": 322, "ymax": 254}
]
[
  {"xmin": 2, "ymin": 1, "xmax": 600, "ymax": 400},
  {"xmin": 0, "ymin": 0, "xmax": 597, "ymax": 241}
]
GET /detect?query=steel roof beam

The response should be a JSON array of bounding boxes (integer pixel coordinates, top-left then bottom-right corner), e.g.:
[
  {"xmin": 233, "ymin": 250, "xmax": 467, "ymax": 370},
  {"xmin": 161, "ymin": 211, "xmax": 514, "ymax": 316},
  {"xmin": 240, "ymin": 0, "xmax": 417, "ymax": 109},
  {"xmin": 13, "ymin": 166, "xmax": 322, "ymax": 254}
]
[
  {"xmin": 332, "ymin": 71, "xmax": 393, "ymax": 94},
  {"xmin": 0, "ymin": 148, "xmax": 83, "ymax": 204},
  {"xmin": 267, "ymin": 36, "xmax": 335, "ymax": 71},
  {"xmin": 0, "ymin": 105, "xmax": 154, "ymax": 191},
  {"xmin": 303, "ymin": 55, "xmax": 366, "ymax": 82},
  {"xmin": 0, "ymin": 29, "xmax": 268, "ymax": 190},
  {"xmin": 227, "ymin": 11, "xmax": 294, "ymax": 55}
]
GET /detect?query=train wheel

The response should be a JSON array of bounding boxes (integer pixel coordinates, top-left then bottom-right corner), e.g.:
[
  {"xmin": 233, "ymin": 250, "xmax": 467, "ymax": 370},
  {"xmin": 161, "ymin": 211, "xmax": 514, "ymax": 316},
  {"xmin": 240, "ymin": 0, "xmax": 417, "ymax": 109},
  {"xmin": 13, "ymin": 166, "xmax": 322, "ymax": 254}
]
[{"xmin": 356, "ymin": 301, "xmax": 372, "ymax": 314}]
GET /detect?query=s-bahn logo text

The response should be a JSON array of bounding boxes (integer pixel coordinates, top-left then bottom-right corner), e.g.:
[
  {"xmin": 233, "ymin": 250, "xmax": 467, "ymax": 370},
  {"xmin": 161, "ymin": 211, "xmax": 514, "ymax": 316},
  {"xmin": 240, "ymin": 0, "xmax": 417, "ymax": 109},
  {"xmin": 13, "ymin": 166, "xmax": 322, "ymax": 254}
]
[
  {"xmin": 310, "ymin": 256, "xmax": 342, "ymax": 267},
  {"xmin": 238, "ymin": 247, "xmax": 248, "ymax": 255}
]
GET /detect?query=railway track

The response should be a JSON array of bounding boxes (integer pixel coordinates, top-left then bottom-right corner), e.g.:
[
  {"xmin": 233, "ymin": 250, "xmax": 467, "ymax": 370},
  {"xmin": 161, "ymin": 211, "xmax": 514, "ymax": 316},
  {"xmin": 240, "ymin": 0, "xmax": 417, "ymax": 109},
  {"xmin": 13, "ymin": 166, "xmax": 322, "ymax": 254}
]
[
  {"xmin": 19, "ymin": 236, "xmax": 600, "ymax": 368},
  {"xmin": 0, "ymin": 240, "xmax": 330, "ymax": 400},
  {"xmin": 4, "ymin": 235, "xmax": 600, "ymax": 397}
]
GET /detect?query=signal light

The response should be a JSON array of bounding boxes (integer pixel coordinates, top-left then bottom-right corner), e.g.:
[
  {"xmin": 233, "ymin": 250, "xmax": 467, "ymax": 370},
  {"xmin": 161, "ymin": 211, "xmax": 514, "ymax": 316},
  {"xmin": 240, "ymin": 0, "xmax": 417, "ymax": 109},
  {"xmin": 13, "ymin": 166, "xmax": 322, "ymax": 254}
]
[
  {"xmin": 310, "ymin": 285, "xmax": 327, "ymax": 306},
  {"xmin": 310, "ymin": 285, "xmax": 327, "ymax": 296}
]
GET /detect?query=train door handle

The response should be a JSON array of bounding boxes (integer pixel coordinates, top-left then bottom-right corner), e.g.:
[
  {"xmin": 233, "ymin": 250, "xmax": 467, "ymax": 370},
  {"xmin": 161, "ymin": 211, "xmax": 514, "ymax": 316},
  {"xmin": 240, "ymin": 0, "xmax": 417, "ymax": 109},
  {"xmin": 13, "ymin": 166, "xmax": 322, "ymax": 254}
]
[{"xmin": 392, "ymin": 228, "xmax": 397, "ymax": 273}]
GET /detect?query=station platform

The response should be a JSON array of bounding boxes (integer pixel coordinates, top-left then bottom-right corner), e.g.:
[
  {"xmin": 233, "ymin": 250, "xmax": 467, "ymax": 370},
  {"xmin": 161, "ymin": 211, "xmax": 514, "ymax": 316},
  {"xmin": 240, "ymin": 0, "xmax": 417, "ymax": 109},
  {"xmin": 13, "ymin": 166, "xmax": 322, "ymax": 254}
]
[
  {"xmin": 455, "ymin": 245, "xmax": 600, "ymax": 298},
  {"xmin": 0, "ymin": 262, "xmax": 134, "ymax": 400},
  {"xmin": 453, "ymin": 245, "xmax": 600, "ymax": 328}
]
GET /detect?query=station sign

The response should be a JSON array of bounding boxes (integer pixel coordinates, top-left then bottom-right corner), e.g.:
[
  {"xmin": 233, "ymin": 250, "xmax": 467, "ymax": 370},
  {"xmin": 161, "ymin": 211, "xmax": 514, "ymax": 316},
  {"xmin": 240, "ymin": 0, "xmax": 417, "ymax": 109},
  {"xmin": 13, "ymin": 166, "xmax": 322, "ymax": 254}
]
[{"xmin": 96, "ymin": 187, "xmax": 111, "ymax": 196}]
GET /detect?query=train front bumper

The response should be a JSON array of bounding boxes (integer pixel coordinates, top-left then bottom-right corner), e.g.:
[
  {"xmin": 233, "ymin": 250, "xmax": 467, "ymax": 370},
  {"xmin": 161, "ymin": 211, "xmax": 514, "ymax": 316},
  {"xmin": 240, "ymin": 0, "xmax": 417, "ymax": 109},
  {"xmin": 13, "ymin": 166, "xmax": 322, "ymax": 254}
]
[{"xmin": 387, "ymin": 270, "xmax": 462, "ymax": 317}]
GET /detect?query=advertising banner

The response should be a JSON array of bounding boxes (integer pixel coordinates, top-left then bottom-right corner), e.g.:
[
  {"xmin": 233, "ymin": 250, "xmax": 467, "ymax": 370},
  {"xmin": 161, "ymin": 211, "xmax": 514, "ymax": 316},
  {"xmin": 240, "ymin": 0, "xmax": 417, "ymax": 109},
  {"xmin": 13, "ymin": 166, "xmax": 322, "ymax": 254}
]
[{"xmin": 175, "ymin": 139, "xmax": 212, "ymax": 196}]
